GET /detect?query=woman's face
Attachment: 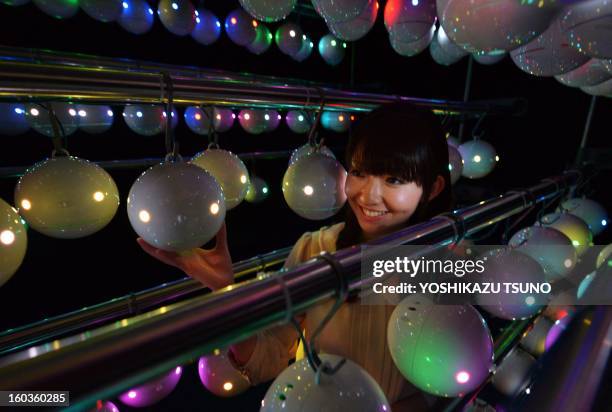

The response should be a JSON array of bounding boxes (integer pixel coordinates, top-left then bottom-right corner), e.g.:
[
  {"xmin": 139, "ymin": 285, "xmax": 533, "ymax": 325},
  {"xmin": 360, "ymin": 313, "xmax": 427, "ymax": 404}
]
[{"xmin": 345, "ymin": 167, "xmax": 424, "ymax": 241}]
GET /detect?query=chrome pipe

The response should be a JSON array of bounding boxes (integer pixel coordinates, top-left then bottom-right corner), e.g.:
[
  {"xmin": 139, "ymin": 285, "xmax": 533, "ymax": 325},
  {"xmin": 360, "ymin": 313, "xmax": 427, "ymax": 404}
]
[
  {"xmin": 0, "ymin": 172, "xmax": 579, "ymax": 411},
  {"xmin": 0, "ymin": 47, "xmax": 526, "ymax": 115},
  {"xmin": 0, "ymin": 246, "xmax": 292, "ymax": 356},
  {"xmin": 0, "ymin": 150, "xmax": 295, "ymax": 179}
]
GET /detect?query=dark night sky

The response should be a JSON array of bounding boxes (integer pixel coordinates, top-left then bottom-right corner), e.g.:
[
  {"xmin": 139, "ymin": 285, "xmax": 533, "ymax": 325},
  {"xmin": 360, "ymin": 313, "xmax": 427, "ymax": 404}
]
[{"xmin": 0, "ymin": 2, "xmax": 610, "ymax": 410}]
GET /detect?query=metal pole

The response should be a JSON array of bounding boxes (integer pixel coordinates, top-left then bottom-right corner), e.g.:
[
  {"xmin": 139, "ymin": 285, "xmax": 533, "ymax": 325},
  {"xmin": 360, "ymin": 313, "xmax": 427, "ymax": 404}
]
[
  {"xmin": 0, "ymin": 150, "xmax": 296, "ymax": 179},
  {"xmin": 458, "ymin": 56, "xmax": 474, "ymax": 141},
  {"xmin": 0, "ymin": 171, "xmax": 579, "ymax": 411},
  {"xmin": 574, "ymin": 95, "xmax": 597, "ymax": 168},
  {"xmin": 0, "ymin": 56, "xmax": 525, "ymax": 116},
  {"xmin": 0, "ymin": 246, "xmax": 292, "ymax": 356}
]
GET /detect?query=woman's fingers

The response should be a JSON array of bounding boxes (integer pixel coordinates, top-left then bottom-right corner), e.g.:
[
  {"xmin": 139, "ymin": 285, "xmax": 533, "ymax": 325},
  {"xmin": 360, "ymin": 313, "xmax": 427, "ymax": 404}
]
[
  {"xmin": 136, "ymin": 238, "xmax": 183, "ymax": 269},
  {"xmin": 213, "ymin": 222, "xmax": 229, "ymax": 252}
]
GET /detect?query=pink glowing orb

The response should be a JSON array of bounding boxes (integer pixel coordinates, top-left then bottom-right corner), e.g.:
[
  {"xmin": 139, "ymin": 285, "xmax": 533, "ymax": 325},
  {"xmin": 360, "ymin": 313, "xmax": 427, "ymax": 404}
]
[{"xmin": 118, "ymin": 367, "xmax": 182, "ymax": 408}]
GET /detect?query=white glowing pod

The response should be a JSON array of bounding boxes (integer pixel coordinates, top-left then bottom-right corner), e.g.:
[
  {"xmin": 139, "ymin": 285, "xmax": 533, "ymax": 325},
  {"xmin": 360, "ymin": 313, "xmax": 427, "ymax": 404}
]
[
  {"xmin": 225, "ymin": 8, "xmax": 257, "ymax": 46},
  {"xmin": 245, "ymin": 175, "xmax": 270, "ymax": 204},
  {"xmin": 476, "ymin": 249, "xmax": 547, "ymax": 320},
  {"xmin": 191, "ymin": 148, "xmax": 250, "ymax": 210},
  {"xmin": 118, "ymin": 0, "xmax": 155, "ymax": 35},
  {"xmin": 285, "ymin": 110, "xmax": 312, "ymax": 134},
  {"xmin": 384, "ymin": 0, "xmax": 436, "ymax": 43},
  {"xmin": 537, "ymin": 213, "xmax": 593, "ymax": 257},
  {"xmin": 119, "ymin": 367, "xmax": 183, "ymax": 408},
  {"xmin": 80, "ymin": 0, "xmax": 123, "ymax": 23},
  {"xmin": 191, "ymin": 8, "xmax": 222, "ymax": 45},
  {"xmin": 429, "ymin": 27, "xmax": 467, "ymax": 66},
  {"xmin": 238, "ymin": 109, "xmax": 268, "ymax": 135},
  {"xmin": 457, "ymin": 140, "xmax": 497, "ymax": 179},
  {"xmin": 388, "ymin": 294, "xmax": 494, "ymax": 397},
  {"xmin": 581, "ymin": 78, "xmax": 612, "ymax": 96},
  {"xmin": 0, "ymin": 198, "xmax": 27, "ymax": 288},
  {"xmin": 558, "ymin": 198, "xmax": 608, "ymax": 236},
  {"xmin": 473, "ymin": 52, "xmax": 506, "ymax": 65},
  {"xmin": 321, "ymin": 111, "xmax": 350, "ymax": 132},
  {"xmin": 261, "ymin": 354, "xmax": 390, "ymax": 411},
  {"xmin": 437, "ymin": 0, "xmax": 559, "ymax": 54},
  {"xmin": 0, "ymin": 103, "xmax": 29, "ymax": 135},
  {"xmin": 311, "ymin": 0, "xmax": 370, "ymax": 23},
  {"xmin": 76, "ymin": 105, "xmax": 114, "ymax": 134},
  {"xmin": 282, "ymin": 152, "xmax": 347, "ymax": 220},
  {"xmin": 292, "ymin": 35, "xmax": 314, "ymax": 61},
  {"xmin": 198, "ymin": 350, "xmax": 250, "ymax": 397},
  {"xmin": 26, "ymin": 102, "xmax": 79, "ymax": 137},
  {"xmin": 158, "ymin": 0, "xmax": 196, "ymax": 36},
  {"xmin": 318, "ymin": 34, "xmax": 347, "ymax": 66},
  {"xmin": 596, "ymin": 244, "xmax": 612, "ymax": 269},
  {"xmin": 289, "ymin": 143, "xmax": 336, "ymax": 165},
  {"xmin": 247, "ymin": 24, "xmax": 273, "ymax": 55},
  {"xmin": 491, "ymin": 347, "xmax": 536, "ymax": 397},
  {"xmin": 275, "ymin": 22, "xmax": 304, "ymax": 57},
  {"xmin": 448, "ymin": 144, "xmax": 463, "ymax": 185},
  {"xmin": 239, "ymin": 0, "xmax": 297, "ymax": 23},
  {"xmin": 15, "ymin": 155, "xmax": 120, "ymax": 239},
  {"xmin": 510, "ymin": 18, "xmax": 590, "ymax": 77},
  {"xmin": 122, "ymin": 105, "xmax": 165, "ymax": 136},
  {"xmin": 560, "ymin": 0, "xmax": 612, "ymax": 59},
  {"xmin": 263, "ymin": 110, "xmax": 282, "ymax": 132},
  {"xmin": 508, "ymin": 226, "xmax": 577, "ymax": 281},
  {"xmin": 555, "ymin": 59, "xmax": 612, "ymax": 88},
  {"xmin": 390, "ymin": 24, "xmax": 434, "ymax": 57},
  {"xmin": 127, "ymin": 160, "xmax": 225, "ymax": 252},
  {"xmin": 212, "ymin": 108, "xmax": 235, "ymax": 132},
  {"xmin": 329, "ymin": 0, "xmax": 378, "ymax": 42},
  {"xmin": 184, "ymin": 106, "xmax": 212, "ymax": 135},
  {"xmin": 33, "ymin": 0, "xmax": 79, "ymax": 19}
]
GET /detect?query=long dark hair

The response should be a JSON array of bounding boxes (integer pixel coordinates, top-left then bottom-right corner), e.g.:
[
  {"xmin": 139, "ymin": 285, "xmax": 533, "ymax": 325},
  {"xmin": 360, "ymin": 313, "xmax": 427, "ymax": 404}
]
[{"xmin": 336, "ymin": 102, "xmax": 453, "ymax": 249}]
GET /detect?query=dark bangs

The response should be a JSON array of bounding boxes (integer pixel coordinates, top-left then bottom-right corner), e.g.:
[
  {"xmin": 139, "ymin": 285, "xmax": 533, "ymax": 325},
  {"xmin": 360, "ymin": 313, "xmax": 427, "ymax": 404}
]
[
  {"xmin": 346, "ymin": 103, "xmax": 449, "ymax": 202},
  {"xmin": 336, "ymin": 102, "xmax": 453, "ymax": 250}
]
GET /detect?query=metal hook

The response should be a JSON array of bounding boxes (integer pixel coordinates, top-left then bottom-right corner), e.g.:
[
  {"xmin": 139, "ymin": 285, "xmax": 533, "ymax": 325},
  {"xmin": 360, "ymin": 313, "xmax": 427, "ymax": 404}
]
[
  {"xmin": 471, "ymin": 111, "xmax": 488, "ymax": 140},
  {"xmin": 161, "ymin": 72, "xmax": 178, "ymax": 159}
]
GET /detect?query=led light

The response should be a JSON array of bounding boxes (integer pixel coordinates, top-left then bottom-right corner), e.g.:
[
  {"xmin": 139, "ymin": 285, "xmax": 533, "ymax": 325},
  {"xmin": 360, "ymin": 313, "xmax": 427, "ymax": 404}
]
[
  {"xmin": 93, "ymin": 192, "xmax": 105, "ymax": 202},
  {"xmin": 303, "ymin": 185, "xmax": 314, "ymax": 195},
  {"xmin": 30, "ymin": 108, "xmax": 39, "ymax": 116},
  {"xmin": 473, "ymin": 155, "xmax": 481, "ymax": 163},
  {"xmin": 240, "ymin": 175, "xmax": 247, "ymax": 184},
  {"xmin": 223, "ymin": 382, "xmax": 233, "ymax": 391},
  {"xmin": 455, "ymin": 371, "xmax": 470, "ymax": 384},
  {"xmin": 139, "ymin": 210, "xmax": 150, "ymax": 223},
  {"xmin": 68, "ymin": 109, "xmax": 77, "ymax": 117},
  {"xmin": 210, "ymin": 203, "xmax": 220, "ymax": 215},
  {"xmin": 20, "ymin": 199, "xmax": 31, "ymax": 210},
  {"xmin": 0, "ymin": 230, "xmax": 15, "ymax": 246}
]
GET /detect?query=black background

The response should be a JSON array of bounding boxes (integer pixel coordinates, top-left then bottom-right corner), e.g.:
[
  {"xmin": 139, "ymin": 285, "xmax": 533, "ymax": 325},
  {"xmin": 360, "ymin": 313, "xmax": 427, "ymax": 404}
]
[{"xmin": 0, "ymin": 1, "xmax": 610, "ymax": 411}]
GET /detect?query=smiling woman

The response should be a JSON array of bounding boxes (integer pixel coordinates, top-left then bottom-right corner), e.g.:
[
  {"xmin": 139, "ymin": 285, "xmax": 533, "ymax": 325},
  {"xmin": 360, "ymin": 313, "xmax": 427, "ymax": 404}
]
[
  {"xmin": 337, "ymin": 102, "xmax": 452, "ymax": 248},
  {"xmin": 136, "ymin": 102, "xmax": 453, "ymax": 410}
]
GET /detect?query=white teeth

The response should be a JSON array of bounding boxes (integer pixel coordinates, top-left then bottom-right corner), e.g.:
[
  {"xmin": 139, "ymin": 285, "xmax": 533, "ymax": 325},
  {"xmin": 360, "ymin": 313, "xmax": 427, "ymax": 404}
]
[{"xmin": 362, "ymin": 207, "xmax": 386, "ymax": 217}]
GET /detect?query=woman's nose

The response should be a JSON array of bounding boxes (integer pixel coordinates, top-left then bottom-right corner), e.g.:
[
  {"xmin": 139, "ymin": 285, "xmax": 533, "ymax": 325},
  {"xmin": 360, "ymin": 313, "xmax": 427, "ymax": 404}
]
[{"xmin": 359, "ymin": 177, "xmax": 382, "ymax": 204}]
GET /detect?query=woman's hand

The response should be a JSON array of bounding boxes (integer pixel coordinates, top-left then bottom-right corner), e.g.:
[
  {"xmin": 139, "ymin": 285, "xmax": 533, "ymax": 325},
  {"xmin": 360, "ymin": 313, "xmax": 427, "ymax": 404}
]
[{"xmin": 137, "ymin": 223, "xmax": 234, "ymax": 290}]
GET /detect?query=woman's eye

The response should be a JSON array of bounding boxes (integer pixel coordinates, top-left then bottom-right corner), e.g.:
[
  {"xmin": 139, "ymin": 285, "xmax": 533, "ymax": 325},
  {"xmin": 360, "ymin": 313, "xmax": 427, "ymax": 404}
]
[
  {"xmin": 349, "ymin": 169, "xmax": 363, "ymax": 177},
  {"xmin": 386, "ymin": 177, "xmax": 405, "ymax": 185}
]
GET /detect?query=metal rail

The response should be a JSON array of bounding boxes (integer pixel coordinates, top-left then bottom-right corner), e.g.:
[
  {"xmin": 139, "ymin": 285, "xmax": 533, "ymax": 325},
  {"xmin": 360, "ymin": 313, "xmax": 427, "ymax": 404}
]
[
  {"xmin": 0, "ymin": 171, "xmax": 579, "ymax": 411},
  {"xmin": 0, "ymin": 246, "xmax": 292, "ymax": 356},
  {"xmin": 0, "ymin": 150, "xmax": 296, "ymax": 179},
  {"xmin": 0, "ymin": 46, "xmax": 526, "ymax": 115}
]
